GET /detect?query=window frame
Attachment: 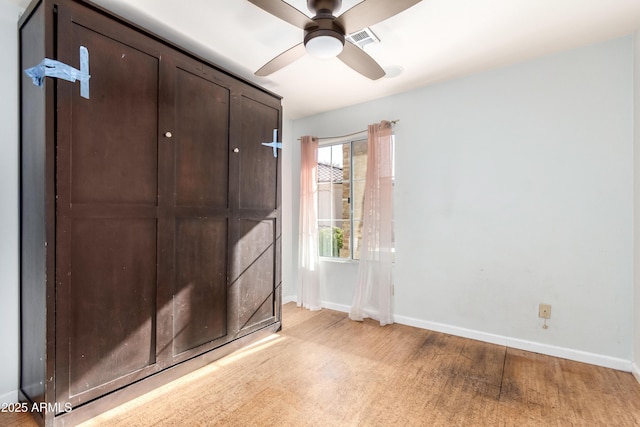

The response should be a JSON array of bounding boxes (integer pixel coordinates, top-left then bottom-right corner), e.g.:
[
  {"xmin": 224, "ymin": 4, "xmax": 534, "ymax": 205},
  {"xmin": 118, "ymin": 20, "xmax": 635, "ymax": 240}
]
[{"xmin": 317, "ymin": 137, "xmax": 367, "ymax": 261}]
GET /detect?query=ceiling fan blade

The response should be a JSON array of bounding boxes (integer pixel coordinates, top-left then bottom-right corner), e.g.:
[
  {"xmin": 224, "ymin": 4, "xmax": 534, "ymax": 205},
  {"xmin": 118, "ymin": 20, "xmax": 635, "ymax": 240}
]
[
  {"xmin": 336, "ymin": 0, "xmax": 422, "ymax": 34},
  {"xmin": 255, "ymin": 43, "xmax": 307, "ymax": 77},
  {"xmin": 337, "ymin": 41, "xmax": 385, "ymax": 80},
  {"xmin": 247, "ymin": 0, "xmax": 313, "ymax": 29}
]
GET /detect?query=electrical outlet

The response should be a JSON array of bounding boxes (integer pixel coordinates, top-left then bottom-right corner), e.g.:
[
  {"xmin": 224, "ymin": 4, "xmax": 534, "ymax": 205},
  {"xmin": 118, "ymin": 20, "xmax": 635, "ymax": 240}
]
[{"xmin": 539, "ymin": 303, "xmax": 551, "ymax": 319}]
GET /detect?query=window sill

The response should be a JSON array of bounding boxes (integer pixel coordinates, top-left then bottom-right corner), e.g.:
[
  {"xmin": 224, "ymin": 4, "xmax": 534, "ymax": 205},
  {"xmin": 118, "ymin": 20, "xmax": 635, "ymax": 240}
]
[{"xmin": 318, "ymin": 257, "xmax": 358, "ymax": 264}]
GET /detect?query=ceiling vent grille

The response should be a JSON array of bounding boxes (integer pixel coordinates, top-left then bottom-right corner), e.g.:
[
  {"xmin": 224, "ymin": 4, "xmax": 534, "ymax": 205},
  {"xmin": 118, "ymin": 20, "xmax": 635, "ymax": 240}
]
[{"xmin": 345, "ymin": 27, "xmax": 380, "ymax": 50}]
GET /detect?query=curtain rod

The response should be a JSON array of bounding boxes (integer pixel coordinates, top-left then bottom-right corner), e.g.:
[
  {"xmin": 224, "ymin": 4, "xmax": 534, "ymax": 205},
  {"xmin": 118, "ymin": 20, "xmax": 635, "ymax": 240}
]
[{"xmin": 297, "ymin": 119, "xmax": 399, "ymax": 141}]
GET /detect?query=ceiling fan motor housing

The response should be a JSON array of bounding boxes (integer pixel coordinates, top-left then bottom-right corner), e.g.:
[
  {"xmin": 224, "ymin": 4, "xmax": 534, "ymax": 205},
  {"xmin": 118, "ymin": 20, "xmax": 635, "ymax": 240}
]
[
  {"xmin": 307, "ymin": 0, "xmax": 342, "ymax": 14},
  {"xmin": 304, "ymin": 17, "xmax": 345, "ymax": 48},
  {"xmin": 304, "ymin": 0, "xmax": 345, "ymax": 50}
]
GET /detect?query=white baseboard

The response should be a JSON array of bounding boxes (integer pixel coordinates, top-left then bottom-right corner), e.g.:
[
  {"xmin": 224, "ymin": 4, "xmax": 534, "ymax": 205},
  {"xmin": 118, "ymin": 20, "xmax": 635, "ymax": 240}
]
[
  {"xmin": 312, "ymin": 299, "xmax": 633, "ymax": 373},
  {"xmin": 505, "ymin": 336, "xmax": 631, "ymax": 372},
  {"xmin": 0, "ymin": 389, "xmax": 18, "ymax": 404},
  {"xmin": 391, "ymin": 314, "xmax": 632, "ymax": 372},
  {"xmin": 320, "ymin": 301, "xmax": 350, "ymax": 313},
  {"xmin": 282, "ymin": 295, "xmax": 322, "ymax": 310},
  {"xmin": 632, "ymin": 363, "xmax": 640, "ymax": 383},
  {"xmin": 282, "ymin": 295, "xmax": 297, "ymax": 305}
]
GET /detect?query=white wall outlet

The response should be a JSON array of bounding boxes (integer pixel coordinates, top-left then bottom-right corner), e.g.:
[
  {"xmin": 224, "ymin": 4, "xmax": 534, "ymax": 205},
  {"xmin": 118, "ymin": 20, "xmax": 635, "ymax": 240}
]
[{"xmin": 539, "ymin": 303, "xmax": 551, "ymax": 319}]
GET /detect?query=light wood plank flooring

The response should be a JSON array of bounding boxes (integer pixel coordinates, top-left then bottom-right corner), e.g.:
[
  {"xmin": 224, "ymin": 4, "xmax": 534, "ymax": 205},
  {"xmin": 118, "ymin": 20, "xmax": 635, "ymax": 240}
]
[{"xmin": 3, "ymin": 302, "xmax": 640, "ymax": 426}]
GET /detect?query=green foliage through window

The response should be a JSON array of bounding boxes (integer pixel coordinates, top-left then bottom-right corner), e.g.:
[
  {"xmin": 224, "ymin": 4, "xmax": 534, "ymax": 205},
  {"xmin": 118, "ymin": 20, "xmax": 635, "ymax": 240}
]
[{"xmin": 319, "ymin": 226, "xmax": 343, "ymax": 257}]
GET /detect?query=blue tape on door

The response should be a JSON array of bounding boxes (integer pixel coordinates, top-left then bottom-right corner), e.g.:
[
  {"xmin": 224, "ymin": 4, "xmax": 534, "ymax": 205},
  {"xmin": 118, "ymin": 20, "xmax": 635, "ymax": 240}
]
[
  {"xmin": 24, "ymin": 46, "xmax": 90, "ymax": 99},
  {"xmin": 261, "ymin": 129, "xmax": 282, "ymax": 158}
]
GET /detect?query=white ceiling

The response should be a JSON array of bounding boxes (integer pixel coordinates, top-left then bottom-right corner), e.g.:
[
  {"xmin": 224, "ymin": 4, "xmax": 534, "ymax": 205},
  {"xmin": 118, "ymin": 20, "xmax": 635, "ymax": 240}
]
[{"xmin": 12, "ymin": 0, "xmax": 640, "ymax": 119}]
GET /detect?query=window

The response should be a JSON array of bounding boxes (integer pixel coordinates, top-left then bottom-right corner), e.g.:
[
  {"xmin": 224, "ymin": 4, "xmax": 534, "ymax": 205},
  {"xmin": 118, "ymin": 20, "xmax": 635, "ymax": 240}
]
[{"xmin": 317, "ymin": 137, "xmax": 394, "ymax": 260}]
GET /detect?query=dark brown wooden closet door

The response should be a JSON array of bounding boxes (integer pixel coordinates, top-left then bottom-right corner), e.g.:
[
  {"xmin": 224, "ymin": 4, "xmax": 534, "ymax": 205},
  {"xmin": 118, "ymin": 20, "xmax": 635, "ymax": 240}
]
[
  {"xmin": 235, "ymin": 96, "xmax": 280, "ymax": 212},
  {"xmin": 229, "ymin": 93, "xmax": 281, "ymax": 337},
  {"xmin": 163, "ymin": 56, "xmax": 232, "ymax": 362},
  {"xmin": 55, "ymin": 3, "xmax": 164, "ymax": 407},
  {"xmin": 229, "ymin": 218, "xmax": 278, "ymax": 334}
]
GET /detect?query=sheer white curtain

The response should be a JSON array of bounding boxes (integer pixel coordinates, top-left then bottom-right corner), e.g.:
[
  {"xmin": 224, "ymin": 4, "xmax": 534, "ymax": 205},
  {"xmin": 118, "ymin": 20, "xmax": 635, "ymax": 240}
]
[
  {"xmin": 350, "ymin": 121, "xmax": 394, "ymax": 325},
  {"xmin": 298, "ymin": 136, "xmax": 321, "ymax": 310}
]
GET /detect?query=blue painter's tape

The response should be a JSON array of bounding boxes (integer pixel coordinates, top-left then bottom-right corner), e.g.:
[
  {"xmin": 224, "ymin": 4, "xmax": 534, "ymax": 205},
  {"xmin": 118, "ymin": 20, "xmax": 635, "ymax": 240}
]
[
  {"xmin": 79, "ymin": 46, "xmax": 90, "ymax": 99},
  {"xmin": 261, "ymin": 129, "xmax": 282, "ymax": 158},
  {"xmin": 24, "ymin": 46, "xmax": 91, "ymax": 99}
]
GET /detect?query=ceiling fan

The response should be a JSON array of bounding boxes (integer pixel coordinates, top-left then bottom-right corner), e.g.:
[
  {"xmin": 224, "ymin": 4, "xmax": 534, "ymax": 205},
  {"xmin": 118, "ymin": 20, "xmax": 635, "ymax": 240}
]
[{"xmin": 248, "ymin": 0, "xmax": 422, "ymax": 80}]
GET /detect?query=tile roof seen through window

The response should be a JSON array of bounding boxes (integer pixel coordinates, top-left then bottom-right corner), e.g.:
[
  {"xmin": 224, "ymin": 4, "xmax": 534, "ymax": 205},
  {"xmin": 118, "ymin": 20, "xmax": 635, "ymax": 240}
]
[{"xmin": 318, "ymin": 163, "xmax": 343, "ymax": 183}]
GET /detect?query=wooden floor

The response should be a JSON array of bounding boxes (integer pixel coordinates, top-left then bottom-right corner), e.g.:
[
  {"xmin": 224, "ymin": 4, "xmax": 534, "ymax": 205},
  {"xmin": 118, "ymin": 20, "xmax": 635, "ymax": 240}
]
[{"xmin": 4, "ymin": 302, "xmax": 640, "ymax": 426}]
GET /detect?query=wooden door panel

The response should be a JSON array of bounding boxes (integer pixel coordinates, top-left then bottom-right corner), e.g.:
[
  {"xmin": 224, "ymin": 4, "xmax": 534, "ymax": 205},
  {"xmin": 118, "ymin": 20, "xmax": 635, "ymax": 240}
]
[
  {"xmin": 68, "ymin": 218, "xmax": 157, "ymax": 397},
  {"xmin": 174, "ymin": 68, "xmax": 229, "ymax": 208},
  {"xmin": 173, "ymin": 218, "xmax": 228, "ymax": 355},
  {"xmin": 237, "ymin": 97, "xmax": 279, "ymax": 211},
  {"xmin": 230, "ymin": 219, "xmax": 276, "ymax": 333},
  {"xmin": 56, "ymin": 3, "xmax": 163, "ymax": 407},
  {"xmin": 167, "ymin": 59, "xmax": 232, "ymax": 360},
  {"xmin": 69, "ymin": 25, "xmax": 159, "ymax": 206}
]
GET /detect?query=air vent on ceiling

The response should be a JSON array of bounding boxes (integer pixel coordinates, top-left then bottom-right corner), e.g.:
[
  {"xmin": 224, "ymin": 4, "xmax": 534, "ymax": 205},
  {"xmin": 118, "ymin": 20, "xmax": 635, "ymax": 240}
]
[{"xmin": 345, "ymin": 27, "xmax": 380, "ymax": 50}]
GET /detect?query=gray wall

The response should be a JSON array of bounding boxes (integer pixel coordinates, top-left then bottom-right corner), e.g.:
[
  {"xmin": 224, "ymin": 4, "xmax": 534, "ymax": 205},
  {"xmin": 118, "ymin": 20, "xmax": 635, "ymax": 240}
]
[{"xmin": 288, "ymin": 36, "xmax": 635, "ymax": 369}]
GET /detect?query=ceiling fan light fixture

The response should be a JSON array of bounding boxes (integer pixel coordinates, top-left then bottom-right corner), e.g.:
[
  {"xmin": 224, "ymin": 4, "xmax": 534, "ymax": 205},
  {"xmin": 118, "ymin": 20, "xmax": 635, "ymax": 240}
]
[{"xmin": 305, "ymin": 34, "xmax": 344, "ymax": 59}]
